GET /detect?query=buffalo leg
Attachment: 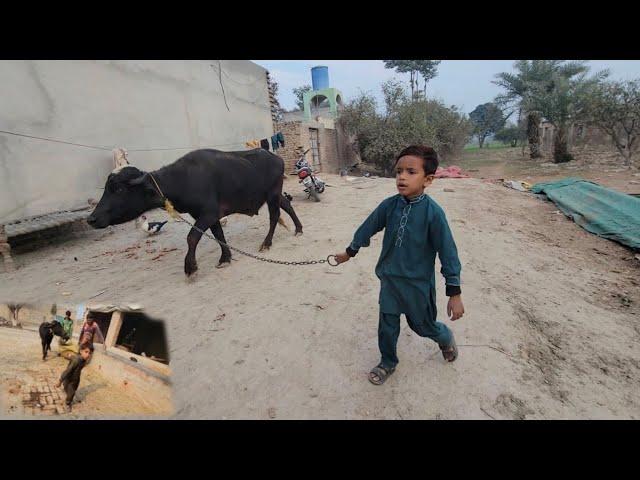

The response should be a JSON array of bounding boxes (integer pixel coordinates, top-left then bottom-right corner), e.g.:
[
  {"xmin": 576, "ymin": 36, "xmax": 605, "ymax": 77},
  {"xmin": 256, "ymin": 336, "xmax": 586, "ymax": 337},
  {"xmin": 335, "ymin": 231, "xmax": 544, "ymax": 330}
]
[
  {"xmin": 260, "ymin": 195, "xmax": 281, "ymax": 251},
  {"xmin": 185, "ymin": 214, "xmax": 218, "ymax": 277},
  {"xmin": 279, "ymin": 194, "xmax": 303, "ymax": 235},
  {"xmin": 42, "ymin": 339, "xmax": 49, "ymax": 361},
  {"xmin": 210, "ymin": 220, "xmax": 232, "ymax": 268}
]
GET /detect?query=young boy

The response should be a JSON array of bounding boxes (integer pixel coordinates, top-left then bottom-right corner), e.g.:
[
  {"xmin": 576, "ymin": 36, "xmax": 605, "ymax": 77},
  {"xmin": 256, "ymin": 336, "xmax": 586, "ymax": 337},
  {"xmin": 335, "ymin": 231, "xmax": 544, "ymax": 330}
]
[
  {"xmin": 60, "ymin": 311, "xmax": 74, "ymax": 337},
  {"xmin": 55, "ymin": 344, "xmax": 92, "ymax": 412},
  {"xmin": 58, "ymin": 311, "xmax": 74, "ymax": 345},
  {"xmin": 334, "ymin": 145, "xmax": 465, "ymax": 385},
  {"xmin": 55, "ymin": 310, "xmax": 74, "ymax": 357},
  {"xmin": 78, "ymin": 312, "xmax": 106, "ymax": 353}
]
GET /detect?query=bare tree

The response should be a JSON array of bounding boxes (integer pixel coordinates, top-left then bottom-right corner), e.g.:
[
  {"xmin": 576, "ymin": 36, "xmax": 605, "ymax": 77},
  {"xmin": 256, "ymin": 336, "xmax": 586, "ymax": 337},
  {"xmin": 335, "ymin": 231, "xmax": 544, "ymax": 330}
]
[
  {"xmin": 266, "ymin": 72, "xmax": 285, "ymax": 123},
  {"xmin": 588, "ymin": 79, "xmax": 640, "ymax": 166},
  {"xmin": 383, "ymin": 61, "xmax": 441, "ymax": 99},
  {"xmin": 7, "ymin": 303, "xmax": 23, "ymax": 327},
  {"xmin": 293, "ymin": 84, "xmax": 312, "ymax": 111}
]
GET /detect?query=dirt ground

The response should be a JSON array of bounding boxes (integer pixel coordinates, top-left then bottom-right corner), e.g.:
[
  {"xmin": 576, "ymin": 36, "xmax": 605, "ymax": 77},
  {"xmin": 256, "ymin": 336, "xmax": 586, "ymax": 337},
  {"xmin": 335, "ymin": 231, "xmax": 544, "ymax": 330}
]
[
  {"xmin": 0, "ymin": 327, "xmax": 171, "ymax": 419},
  {"xmin": 450, "ymin": 145, "xmax": 640, "ymax": 194},
  {"xmin": 1, "ymin": 157, "xmax": 639, "ymax": 419}
]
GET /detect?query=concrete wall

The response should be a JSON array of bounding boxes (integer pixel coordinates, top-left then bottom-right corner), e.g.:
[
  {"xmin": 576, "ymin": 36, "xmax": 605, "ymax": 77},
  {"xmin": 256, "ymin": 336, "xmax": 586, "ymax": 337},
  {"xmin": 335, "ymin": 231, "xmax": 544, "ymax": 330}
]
[
  {"xmin": 540, "ymin": 121, "xmax": 616, "ymax": 151},
  {"xmin": 0, "ymin": 302, "xmax": 85, "ymax": 333},
  {"xmin": 89, "ymin": 347, "xmax": 173, "ymax": 414},
  {"xmin": 283, "ymin": 107, "xmax": 332, "ymax": 122},
  {"xmin": 282, "ymin": 109, "xmax": 336, "ymax": 129},
  {"xmin": 0, "ymin": 60, "xmax": 274, "ymax": 223},
  {"xmin": 0, "ymin": 303, "xmax": 75, "ymax": 328}
]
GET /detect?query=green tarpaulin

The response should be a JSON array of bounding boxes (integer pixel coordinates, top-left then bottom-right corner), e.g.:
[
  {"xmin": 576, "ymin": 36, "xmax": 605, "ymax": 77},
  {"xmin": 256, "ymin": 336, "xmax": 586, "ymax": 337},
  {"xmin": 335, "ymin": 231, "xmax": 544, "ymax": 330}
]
[{"xmin": 531, "ymin": 177, "xmax": 640, "ymax": 250}]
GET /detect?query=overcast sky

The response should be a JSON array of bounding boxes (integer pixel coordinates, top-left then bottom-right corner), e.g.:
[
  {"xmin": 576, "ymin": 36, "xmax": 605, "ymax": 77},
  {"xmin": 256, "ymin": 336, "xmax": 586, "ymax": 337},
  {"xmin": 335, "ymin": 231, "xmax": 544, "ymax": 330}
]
[{"xmin": 252, "ymin": 60, "xmax": 640, "ymax": 115}]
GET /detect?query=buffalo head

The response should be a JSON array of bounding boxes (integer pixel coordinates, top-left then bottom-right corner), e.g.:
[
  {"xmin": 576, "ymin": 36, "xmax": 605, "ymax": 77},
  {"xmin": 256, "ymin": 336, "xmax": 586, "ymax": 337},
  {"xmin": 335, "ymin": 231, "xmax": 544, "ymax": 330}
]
[
  {"xmin": 53, "ymin": 321, "xmax": 71, "ymax": 342},
  {"xmin": 87, "ymin": 166, "xmax": 161, "ymax": 228},
  {"xmin": 44, "ymin": 321, "xmax": 70, "ymax": 342}
]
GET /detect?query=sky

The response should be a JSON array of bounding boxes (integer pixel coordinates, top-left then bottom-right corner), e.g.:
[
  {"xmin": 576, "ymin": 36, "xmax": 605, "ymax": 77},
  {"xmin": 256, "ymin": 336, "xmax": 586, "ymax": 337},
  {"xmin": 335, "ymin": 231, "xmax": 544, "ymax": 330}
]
[{"xmin": 252, "ymin": 60, "xmax": 640, "ymax": 115}]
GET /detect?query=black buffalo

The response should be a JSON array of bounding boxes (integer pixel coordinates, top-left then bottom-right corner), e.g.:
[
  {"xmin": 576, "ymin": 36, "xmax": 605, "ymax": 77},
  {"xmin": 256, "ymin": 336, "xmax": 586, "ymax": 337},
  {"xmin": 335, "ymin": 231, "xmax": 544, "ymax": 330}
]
[
  {"xmin": 87, "ymin": 148, "xmax": 303, "ymax": 277},
  {"xmin": 39, "ymin": 321, "xmax": 70, "ymax": 361}
]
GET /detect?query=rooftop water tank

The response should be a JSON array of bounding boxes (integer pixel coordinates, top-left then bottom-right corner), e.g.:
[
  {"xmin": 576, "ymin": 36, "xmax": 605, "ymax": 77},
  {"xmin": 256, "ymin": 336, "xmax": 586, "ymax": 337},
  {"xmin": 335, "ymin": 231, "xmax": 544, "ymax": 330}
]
[{"xmin": 311, "ymin": 66, "xmax": 330, "ymax": 91}]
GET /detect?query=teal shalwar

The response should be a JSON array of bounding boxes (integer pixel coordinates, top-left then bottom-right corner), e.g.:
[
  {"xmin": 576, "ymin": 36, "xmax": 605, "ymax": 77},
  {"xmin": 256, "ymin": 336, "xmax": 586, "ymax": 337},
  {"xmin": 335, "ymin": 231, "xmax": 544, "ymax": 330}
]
[{"xmin": 347, "ymin": 193, "xmax": 462, "ymax": 369}]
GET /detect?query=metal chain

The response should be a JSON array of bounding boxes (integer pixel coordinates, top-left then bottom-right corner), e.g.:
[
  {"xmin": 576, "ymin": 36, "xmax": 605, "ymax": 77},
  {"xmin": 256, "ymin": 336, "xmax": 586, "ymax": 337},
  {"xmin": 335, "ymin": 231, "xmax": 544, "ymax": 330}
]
[{"xmin": 173, "ymin": 214, "xmax": 338, "ymax": 267}]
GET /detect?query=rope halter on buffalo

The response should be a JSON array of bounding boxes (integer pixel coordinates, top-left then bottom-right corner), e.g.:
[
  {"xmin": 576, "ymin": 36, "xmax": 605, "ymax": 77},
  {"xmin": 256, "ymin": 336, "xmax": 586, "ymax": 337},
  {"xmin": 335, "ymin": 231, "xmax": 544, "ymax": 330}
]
[{"xmin": 147, "ymin": 173, "xmax": 339, "ymax": 267}]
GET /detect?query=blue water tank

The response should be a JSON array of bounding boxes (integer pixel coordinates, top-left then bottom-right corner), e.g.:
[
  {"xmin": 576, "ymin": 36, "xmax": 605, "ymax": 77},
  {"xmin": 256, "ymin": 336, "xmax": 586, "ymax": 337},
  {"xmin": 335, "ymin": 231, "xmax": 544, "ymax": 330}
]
[{"xmin": 311, "ymin": 66, "xmax": 329, "ymax": 90}]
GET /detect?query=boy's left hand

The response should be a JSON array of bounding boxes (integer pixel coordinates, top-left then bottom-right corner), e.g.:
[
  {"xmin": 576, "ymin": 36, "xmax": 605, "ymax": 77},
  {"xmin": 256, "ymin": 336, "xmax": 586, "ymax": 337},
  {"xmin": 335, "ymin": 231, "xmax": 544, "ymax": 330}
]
[
  {"xmin": 447, "ymin": 295, "xmax": 465, "ymax": 321},
  {"xmin": 334, "ymin": 252, "xmax": 351, "ymax": 264}
]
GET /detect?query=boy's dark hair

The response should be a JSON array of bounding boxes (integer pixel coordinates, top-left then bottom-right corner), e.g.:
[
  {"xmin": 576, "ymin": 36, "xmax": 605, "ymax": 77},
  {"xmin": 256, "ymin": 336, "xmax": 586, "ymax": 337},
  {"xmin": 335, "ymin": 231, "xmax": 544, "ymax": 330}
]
[
  {"xmin": 86, "ymin": 312, "xmax": 94, "ymax": 320},
  {"xmin": 80, "ymin": 343, "xmax": 91, "ymax": 352},
  {"xmin": 395, "ymin": 145, "xmax": 439, "ymax": 175},
  {"xmin": 65, "ymin": 311, "xmax": 71, "ymax": 317}
]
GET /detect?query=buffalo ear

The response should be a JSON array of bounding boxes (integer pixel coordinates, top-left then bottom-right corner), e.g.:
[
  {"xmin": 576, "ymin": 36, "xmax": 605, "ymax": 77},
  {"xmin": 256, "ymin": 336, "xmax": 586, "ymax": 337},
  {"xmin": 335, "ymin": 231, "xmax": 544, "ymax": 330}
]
[{"xmin": 128, "ymin": 172, "xmax": 149, "ymax": 186}]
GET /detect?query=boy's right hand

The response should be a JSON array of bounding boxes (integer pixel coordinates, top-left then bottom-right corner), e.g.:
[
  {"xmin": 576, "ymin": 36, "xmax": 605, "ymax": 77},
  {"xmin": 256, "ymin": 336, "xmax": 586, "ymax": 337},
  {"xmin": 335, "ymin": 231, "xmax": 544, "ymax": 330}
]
[
  {"xmin": 447, "ymin": 295, "xmax": 465, "ymax": 321},
  {"xmin": 334, "ymin": 252, "xmax": 351, "ymax": 264}
]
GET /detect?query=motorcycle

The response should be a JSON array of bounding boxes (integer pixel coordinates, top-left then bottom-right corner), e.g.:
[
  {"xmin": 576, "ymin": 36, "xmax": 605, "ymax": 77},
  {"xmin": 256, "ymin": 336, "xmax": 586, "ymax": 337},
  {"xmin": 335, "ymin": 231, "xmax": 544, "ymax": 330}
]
[{"xmin": 295, "ymin": 149, "xmax": 325, "ymax": 202}]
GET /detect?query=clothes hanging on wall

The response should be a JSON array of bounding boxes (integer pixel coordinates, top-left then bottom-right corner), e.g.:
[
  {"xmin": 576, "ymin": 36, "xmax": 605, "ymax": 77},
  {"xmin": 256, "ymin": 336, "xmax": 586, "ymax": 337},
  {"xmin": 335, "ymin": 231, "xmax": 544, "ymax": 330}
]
[{"xmin": 244, "ymin": 135, "xmax": 284, "ymax": 150}]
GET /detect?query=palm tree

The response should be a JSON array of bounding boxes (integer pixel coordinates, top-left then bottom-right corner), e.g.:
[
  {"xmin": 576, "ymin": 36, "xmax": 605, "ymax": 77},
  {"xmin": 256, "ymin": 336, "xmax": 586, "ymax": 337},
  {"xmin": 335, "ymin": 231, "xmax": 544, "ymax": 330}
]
[
  {"xmin": 527, "ymin": 67, "xmax": 609, "ymax": 163},
  {"xmin": 493, "ymin": 60, "xmax": 590, "ymax": 159}
]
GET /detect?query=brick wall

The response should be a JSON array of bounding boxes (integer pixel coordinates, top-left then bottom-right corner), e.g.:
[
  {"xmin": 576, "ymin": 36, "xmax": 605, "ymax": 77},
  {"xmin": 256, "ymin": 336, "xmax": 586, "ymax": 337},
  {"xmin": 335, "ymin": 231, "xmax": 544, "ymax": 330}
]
[
  {"xmin": 275, "ymin": 121, "xmax": 307, "ymax": 174},
  {"xmin": 274, "ymin": 120, "xmax": 359, "ymax": 174},
  {"xmin": 267, "ymin": 71, "xmax": 278, "ymax": 133}
]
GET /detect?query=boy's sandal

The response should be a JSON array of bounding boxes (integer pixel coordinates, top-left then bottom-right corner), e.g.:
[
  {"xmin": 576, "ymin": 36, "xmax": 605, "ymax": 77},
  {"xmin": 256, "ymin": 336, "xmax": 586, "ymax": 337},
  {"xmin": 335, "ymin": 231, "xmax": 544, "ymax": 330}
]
[
  {"xmin": 440, "ymin": 336, "xmax": 458, "ymax": 362},
  {"xmin": 369, "ymin": 364, "xmax": 395, "ymax": 385},
  {"xmin": 437, "ymin": 326, "xmax": 459, "ymax": 362}
]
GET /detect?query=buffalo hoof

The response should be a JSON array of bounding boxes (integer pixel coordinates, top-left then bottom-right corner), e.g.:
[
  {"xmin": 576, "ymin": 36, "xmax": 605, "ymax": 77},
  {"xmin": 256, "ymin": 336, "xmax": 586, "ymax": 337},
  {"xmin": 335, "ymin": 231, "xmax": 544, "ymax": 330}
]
[
  {"xmin": 294, "ymin": 230, "xmax": 303, "ymax": 236},
  {"xmin": 259, "ymin": 244, "xmax": 271, "ymax": 252},
  {"xmin": 216, "ymin": 261, "xmax": 231, "ymax": 269},
  {"xmin": 184, "ymin": 271, "xmax": 198, "ymax": 283},
  {"xmin": 184, "ymin": 260, "xmax": 198, "ymax": 277}
]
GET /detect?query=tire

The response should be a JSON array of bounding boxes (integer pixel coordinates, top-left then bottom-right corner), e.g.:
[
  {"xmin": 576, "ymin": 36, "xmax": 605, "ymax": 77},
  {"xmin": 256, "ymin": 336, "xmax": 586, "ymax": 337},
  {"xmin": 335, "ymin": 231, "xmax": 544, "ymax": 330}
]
[{"xmin": 308, "ymin": 185, "xmax": 320, "ymax": 202}]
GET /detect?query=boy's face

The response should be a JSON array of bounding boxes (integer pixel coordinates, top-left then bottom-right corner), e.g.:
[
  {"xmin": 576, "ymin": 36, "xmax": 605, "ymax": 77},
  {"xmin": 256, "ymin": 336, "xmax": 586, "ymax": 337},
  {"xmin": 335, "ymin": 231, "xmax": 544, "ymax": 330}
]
[
  {"xmin": 80, "ymin": 348, "xmax": 91, "ymax": 360},
  {"xmin": 395, "ymin": 155, "xmax": 434, "ymax": 198}
]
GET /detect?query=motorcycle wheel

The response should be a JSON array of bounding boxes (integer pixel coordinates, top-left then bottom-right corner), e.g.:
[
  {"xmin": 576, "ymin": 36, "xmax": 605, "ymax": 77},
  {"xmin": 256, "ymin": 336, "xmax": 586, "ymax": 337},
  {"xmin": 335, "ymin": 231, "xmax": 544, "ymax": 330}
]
[{"xmin": 308, "ymin": 185, "xmax": 320, "ymax": 202}]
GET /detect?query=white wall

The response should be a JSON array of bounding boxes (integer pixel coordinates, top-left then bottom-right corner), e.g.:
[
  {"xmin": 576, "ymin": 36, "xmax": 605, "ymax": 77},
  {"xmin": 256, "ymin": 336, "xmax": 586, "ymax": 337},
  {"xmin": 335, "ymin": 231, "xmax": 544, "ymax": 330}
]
[{"xmin": 0, "ymin": 60, "xmax": 274, "ymax": 223}]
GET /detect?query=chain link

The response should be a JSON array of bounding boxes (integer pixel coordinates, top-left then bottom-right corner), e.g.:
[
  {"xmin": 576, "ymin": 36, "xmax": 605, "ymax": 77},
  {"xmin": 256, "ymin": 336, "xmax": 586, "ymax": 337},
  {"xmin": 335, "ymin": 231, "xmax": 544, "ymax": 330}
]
[{"xmin": 173, "ymin": 215, "xmax": 337, "ymax": 267}]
